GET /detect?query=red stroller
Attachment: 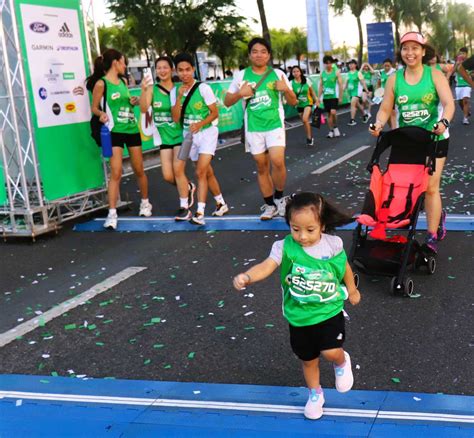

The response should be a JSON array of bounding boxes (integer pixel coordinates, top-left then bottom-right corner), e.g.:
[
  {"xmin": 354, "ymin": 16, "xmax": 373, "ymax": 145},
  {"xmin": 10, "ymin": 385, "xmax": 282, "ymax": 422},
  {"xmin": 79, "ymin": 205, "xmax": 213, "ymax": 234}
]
[{"xmin": 349, "ymin": 126, "xmax": 438, "ymax": 296}]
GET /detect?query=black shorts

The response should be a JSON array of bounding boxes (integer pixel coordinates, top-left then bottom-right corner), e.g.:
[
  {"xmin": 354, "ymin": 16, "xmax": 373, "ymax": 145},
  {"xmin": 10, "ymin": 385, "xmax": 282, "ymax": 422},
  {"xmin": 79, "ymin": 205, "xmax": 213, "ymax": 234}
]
[
  {"xmin": 111, "ymin": 132, "xmax": 142, "ymax": 148},
  {"xmin": 435, "ymin": 138, "xmax": 449, "ymax": 158},
  {"xmin": 323, "ymin": 98, "xmax": 338, "ymax": 112},
  {"xmin": 160, "ymin": 143, "xmax": 181, "ymax": 150},
  {"xmin": 297, "ymin": 106, "xmax": 311, "ymax": 114},
  {"xmin": 289, "ymin": 311, "xmax": 345, "ymax": 361}
]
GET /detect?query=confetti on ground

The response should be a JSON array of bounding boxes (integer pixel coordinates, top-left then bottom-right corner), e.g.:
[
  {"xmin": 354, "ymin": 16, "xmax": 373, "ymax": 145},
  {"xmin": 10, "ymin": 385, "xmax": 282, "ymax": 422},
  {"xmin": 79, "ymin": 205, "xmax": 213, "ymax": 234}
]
[
  {"xmin": 153, "ymin": 344, "xmax": 164, "ymax": 349},
  {"xmin": 215, "ymin": 326, "xmax": 226, "ymax": 330},
  {"xmin": 391, "ymin": 378, "xmax": 401, "ymax": 383},
  {"xmin": 64, "ymin": 324, "xmax": 76, "ymax": 330},
  {"xmin": 144, "ymin": 359, "xmax": 151, "ymax": 365},
  {"xmin": 413, "ymin": 397, "xmax": 421, "ymax": 401},
  {"xmin": 188, "ymin": 352, "xmax": 195, "ymax": 359},
  {"xmin": 15, "ymin": 400, "xmax": 22, "ymax": 407}
]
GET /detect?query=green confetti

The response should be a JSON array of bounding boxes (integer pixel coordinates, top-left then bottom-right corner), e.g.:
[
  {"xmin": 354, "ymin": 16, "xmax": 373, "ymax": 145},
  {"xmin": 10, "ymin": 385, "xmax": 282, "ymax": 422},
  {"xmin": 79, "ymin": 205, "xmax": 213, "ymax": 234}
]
[
  {"xmin": 149, "ymin": 280, "xmax": 158, "ymax": 284},
  {"xmin": 51, "ymin": 372, "xmax": 58, "ymax": 377},
  {"xmin": 143, "ymin": 322, "xmax": 154, "ymax": 327},
  {"xmin": 170, "ymin": 274, "xmax": 176, "ymax": 279},
  {"xmin": 244, "ymin": 326, "xmax": 255, "ymax": 331},
  {"xmin": 144, "ymin": 359, "xmax": 151, "ymax": 365},
  {"xmin": 179, "ymin": 303, "xmax": 188, "ymax": 308},
  {"xmin": 151, "ymin": 317, "xmax": 161, "ymax": 323},
  {"xmin": 39, "ymin": 317, "xmax": 46, "ymax": 327},
  {"xmin": 215, "ymin": 326, "xmax": 226, "ymax": 330},
  {"xmin": 153, "ymin": 344, "xmax": 165, "ymax": 349},
  {"xmin": 103, "ymin": 319, "xmax": 113, "ymax": 324},
  {"xmin": 124, "ymin": 305, "xmax": 133, "ymax": 309},
  {"xmin": 38, "ymin": 363, "xmax": 45, "ymax": 370},
  {"xmin": 391, "ymin": 377, "xmax": 401, "ymax": 383},
  {"xmin": 448, "ymin": 275, "xmax": 456, "ymax": 279},
  {"xmin": 104, "ymin": 377, "xmax": 116, "ymax": 380},
  {"xmin": 64, "ymin": 323, "xmax": 76, "ymax": 330},
  {"xmin": 129, "ymin": 338, "xmax": 137, "ymax": 344},
  {"xmin": 87, "ymin": 324, "xmax": 97, "ymax": 330},
  {"xmin": 265, "ymin": 324, "xmax": 274, "ymax": 328},
  {"xmin": 163, "ymin": 364, "xmax": 172, "ymax": 369},
  {"xmin": 40, "ymin": 380, "xmax": 50, "ymax": 384},
  {"xmin": 188, "ymin": 352, "xmax": 195, "ymax": 359},
  {"xmin": 217, "ymin": 300, "xmax": 225, "ymax": 308},
  {"xmin": 95, "ymin": 342, "xmax": 105, "ymax": 346},
  {"xmin": 152, "ymin": 296, "xmax": 165, "ymax": 301}
]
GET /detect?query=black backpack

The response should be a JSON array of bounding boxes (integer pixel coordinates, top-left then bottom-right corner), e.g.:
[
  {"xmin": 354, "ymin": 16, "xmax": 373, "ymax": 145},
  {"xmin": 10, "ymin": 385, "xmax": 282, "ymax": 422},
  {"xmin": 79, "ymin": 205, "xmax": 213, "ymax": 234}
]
[{"xmin": 90, "ymin": 80, "xmax": 107, "ymax": 147}]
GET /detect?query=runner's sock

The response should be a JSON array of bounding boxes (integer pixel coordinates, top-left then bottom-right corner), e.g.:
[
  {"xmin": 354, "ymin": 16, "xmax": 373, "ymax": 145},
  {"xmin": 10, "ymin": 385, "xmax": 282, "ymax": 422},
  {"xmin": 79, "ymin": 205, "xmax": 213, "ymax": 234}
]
[
  {"xmin": 109, "ymin": 208, "xmax": 117, "ymax": 215},
  {"xmin": 264, "ymin": 196, "xmax": 276, "ymax": 206},
  {"xmin": 197, "ymin": 202, "xmax": 206, "ymax": 215},
  {"xmin": 180, "ymin": 198, "xmax": 189, "ymax": 209},
  {"xmin": 274, "ymin": 190, "xmax": 284, "ymax": 200},
  {"xmin": 214, "ymin": 194, "xmax": 225, "ymax": 205}
]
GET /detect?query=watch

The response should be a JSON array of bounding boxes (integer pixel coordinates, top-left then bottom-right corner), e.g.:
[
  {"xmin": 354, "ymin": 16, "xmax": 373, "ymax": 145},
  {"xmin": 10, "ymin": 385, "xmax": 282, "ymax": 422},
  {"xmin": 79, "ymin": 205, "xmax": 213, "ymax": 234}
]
[{"xmin": 439, "ymin": 118, "xmax": 450, "ymax": 128}]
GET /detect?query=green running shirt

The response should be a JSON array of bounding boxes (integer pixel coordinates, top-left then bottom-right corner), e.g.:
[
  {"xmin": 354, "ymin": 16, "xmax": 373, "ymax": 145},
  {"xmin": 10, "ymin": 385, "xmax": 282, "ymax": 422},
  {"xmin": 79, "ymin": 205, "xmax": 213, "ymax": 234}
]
[
  {"xmin": 152, "ymin": 85, "xmax": 183, "ymax": 145},
  {"xmin": 291, "ymin": 79, "xmax": 314, "ymax": 108},
  {"xmin": 280, "ymin": 235, "xmax": 348, "ymax": 327},
  {"xmin": 347, "ymin": 71, "xmax": 362, "ymax": 97},
  {"xmin": 321, "ymin": 67, "xmax": 338, "ymax": 99},
  {"xmin": 104, "ymin": 78, "xmax": 139, "ymax": 134},
  {"xmin": 394, "ymin": 65, "xmax": 448, "ymax": 140}
]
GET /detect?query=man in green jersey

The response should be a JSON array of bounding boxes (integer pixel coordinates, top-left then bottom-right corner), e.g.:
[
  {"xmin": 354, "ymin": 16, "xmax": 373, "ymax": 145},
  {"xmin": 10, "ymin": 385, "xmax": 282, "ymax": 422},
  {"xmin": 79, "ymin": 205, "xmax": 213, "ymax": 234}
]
[
  {"xmin": 453, "ymin": 47, "xmax": 471, "ymax": 125},
  {"xmin": 318, "ymin": 55, "xmax": 344, "ymax": 138},
  {"xmin": 225, "ymin": 38, "xmax": 297, "ymax": 220}
]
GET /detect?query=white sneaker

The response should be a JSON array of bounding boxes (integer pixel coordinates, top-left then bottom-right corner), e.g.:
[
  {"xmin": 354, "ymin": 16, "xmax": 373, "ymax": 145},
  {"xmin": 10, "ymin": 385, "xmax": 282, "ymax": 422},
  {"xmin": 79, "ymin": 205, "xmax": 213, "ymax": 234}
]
[
  {"xmin": 104, "ymin": 212, "xmax": 118, "ymax": 230},
  {"xmin": 190, "ymin": 212, "xmax": 205, "ymax": 225},
  {"xmin": 212, "ymin": 203, "xmax": 229, "ymax": 217},
  {"xmin": 139, "ymin": 200, "xmax": 153, "ymax": 217},
  {"xmin": 334, "ymin": 351, "xmax": 354, "ymax": 393},
  {"xmin": 260, "ymin": 204, "xmax": 278, "ymax": 220},
  {"xmin": 304, "ymin": 389, "xmax": 325, "ymax": 420},
  {"xmin": 333, "ymin": 127, "xmax": 341, "ymax": 137},
  {"xmin": 326, "ymin": 130, "xmax": 334, "ymax": 138},
  {"xmin": 274, "ymin": 196, "xmax": 288, "ymax": 217},
  {"xmin": 463, "ymin": 117, "xmax": 470, "ymax": 125}
]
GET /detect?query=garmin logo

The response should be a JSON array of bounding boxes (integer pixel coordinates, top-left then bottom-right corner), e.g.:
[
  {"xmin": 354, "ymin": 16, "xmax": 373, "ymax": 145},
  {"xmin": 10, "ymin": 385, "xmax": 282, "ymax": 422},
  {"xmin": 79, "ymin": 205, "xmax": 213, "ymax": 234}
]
[
  {"xmin": 31, "ymin": 44, "xmax": 53, "ymax": 51},
  {"xmin": 58, "ymin": 22, "xmax": 73, "ymax": 38},
  {"xmin": 30, "ymin": 22, "xmax": 49, "ymax": 33}
]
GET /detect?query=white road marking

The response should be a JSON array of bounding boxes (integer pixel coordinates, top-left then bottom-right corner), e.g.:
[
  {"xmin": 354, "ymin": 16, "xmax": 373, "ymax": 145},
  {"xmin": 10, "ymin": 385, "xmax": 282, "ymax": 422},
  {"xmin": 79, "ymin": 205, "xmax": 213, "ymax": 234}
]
[
  {"xmin": 311, "ymin": 145, "xmax": 371, "ymax": 174},
  {"xmin": 0, "ymin": 390, "xmax": 473, "ymax": 423},
  {"xmin": 0, "ymin": 267, "xmax": 147, "ymax": 348}
]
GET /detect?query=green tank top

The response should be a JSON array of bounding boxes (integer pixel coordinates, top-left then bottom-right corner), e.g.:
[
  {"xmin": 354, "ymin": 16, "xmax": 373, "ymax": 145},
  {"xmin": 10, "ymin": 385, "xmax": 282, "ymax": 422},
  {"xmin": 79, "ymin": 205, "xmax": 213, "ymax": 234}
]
[
  {"xmin": 321, "ymin": 67, "xmax": 338, "ymax": 99},
  {"xmin": 152, "ymin": 85, "xmax": 183, "ymax": 145},
  {"xmin": 380, "ymin": 69, "xmax": 393, "ymax": 88},
  {"xmin": 103, "ymin": 78, "xmax": 139, "ymax": 134},
  {"xmin": 347, "ymin": 71, "xmax": 361, "ymax": 97},
  {"xmin": 456, "ymin": 71, "xmax": 470, "ymax": 87},
  {"xmin": 175, "ymin": 82, "xmax": 212, "ymax": 131},
  {"xmin": 243, "ymin": 67, "xmax": 282, "ymax": 132},
  {"xmin": 435, "ymin": 64, "xmax": 442, "ymax": 72},
  {"xmin": 394, "ymin": 66, "xmax": 447, "ymax": 140},
  {"xmin": 291, "ymin": 80, "xmax": 313, "ymax": 108},
  {"xmin": 362, "ymin": 70, "xmax": 372, "ymax": 85},
  {"xmin": 280, "ymin": 235, "xmax": 348, "ymax": 327}
]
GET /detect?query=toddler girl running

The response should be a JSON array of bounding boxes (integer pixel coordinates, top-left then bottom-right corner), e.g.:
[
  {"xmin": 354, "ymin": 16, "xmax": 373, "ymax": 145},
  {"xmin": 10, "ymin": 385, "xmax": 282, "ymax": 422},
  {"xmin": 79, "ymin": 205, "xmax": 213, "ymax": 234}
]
[{"xmin": 233, "ymin": 192, "xmax": 361, "ymax": 420}]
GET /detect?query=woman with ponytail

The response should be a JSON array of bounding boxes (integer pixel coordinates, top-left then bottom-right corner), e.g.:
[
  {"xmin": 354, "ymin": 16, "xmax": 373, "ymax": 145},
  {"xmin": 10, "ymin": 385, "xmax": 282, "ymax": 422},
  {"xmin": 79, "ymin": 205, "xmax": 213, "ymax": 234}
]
[{"xmin": 88, "ymin": 49, "xmax": 152, "ymax": 230}]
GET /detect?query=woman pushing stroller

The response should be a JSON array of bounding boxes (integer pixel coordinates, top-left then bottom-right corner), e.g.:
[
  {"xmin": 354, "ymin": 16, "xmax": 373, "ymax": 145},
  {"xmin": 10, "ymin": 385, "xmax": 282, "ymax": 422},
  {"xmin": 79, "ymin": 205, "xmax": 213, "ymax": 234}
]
[{"xmin": 369, "ymin": 32, "xmax": 455, "ymax": 254}]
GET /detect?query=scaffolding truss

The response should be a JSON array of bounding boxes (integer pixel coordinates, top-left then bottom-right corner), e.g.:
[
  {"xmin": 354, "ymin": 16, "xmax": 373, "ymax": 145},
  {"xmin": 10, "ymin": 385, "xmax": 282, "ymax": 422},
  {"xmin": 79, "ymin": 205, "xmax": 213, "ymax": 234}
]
[{"xmin": 0, "ymin": 0, "xmax": 108, "ymax": 239}]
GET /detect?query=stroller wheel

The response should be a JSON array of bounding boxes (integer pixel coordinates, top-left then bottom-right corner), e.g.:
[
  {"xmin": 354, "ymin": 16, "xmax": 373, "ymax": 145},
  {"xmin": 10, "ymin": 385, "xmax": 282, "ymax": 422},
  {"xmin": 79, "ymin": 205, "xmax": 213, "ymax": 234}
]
[
  {"xmin": 427, "ymin": 256, "xmax": 436, "ymax": 275},
  {"xmin": 403, "ymin": 277, "xmax": 415, "ymax": 297},
  {"xmin": 390, "ymin": 277, "xmax": 403, "ymax": 295},
  {"xmin": 353, "ymin": 273, "xmax": 360, "ymax": 288}
]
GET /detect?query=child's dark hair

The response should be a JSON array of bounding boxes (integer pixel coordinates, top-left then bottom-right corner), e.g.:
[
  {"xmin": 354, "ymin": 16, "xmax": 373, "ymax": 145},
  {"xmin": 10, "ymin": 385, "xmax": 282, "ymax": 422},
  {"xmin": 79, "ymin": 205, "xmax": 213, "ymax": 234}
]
[
  {"xmin": 155, "ymin": 56, "xmax": 174, "ymax": 69},
  {"xmin": 285, "ymin": 192, "xmax": 354, "ymax": 232},
  {"xmin": 323, "ymin": 55, "xmax": 333, "ymax": 64},
  {"xmin": 86, "ymin": 48, "xmax": 123, "ymax": 91},
  {"xmin": 288, "ymin": 65, "xmax": 307, "ymax": 84},
  {"xmin": 174, "ymin": 53, "xmax": 195, "ymax": 68},
  {"xmin": 382, "ymin": 58, "xmax": 393, "ymax": 65},
  {"xmin": 248, "ymin": 37, "xmax": 272, "ymax": 54}
]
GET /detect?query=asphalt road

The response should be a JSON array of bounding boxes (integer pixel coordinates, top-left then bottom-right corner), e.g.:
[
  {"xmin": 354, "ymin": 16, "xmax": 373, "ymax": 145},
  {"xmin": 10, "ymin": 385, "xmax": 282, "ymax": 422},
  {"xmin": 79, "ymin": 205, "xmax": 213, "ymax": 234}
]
[{"xmin": 1, "ymin": 108, "xmax": 472, "ymax": 396}]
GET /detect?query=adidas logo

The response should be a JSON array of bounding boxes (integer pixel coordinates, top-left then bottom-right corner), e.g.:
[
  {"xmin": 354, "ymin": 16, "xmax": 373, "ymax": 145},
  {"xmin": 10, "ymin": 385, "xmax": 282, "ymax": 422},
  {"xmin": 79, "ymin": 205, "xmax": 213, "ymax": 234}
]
[{"xmin": 58, "ymin": 22, "xmax": 73, "ymax": 38}]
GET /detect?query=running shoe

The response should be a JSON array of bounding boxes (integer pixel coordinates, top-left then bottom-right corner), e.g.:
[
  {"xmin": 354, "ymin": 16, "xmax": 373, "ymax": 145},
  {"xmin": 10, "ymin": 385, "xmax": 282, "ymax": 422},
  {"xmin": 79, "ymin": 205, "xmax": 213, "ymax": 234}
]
[
  {"xmin": 306, "ymin": 138, "xmax": 314, "ymax": 146},
  {"xmin": 212, "ymin": 203, "xmax": 229, "ymax": 217},
  {"xmin": 333, "ymin": 127, "xmax": 341, "ymax": 137},
  {"xmin": 304, "ymin": 389, "xmax": 325, "ymax": 420},
  {"xmin": 275, "ymin": 196, "xmax": 289, "ymax": 217},
  {"xmin": 462, "ymin": 117, "xmax": 470, "ymax": 125},
  {"xmin": 437, "ymin": 209, "xmax": 447, "ymax": 241},
  {"xmin": 187, "ymin": 182, "xmax": 196, "ymax": 208},
  {"xmin": 334, "ymin": 351, "xmax": 354, "ymax": 393},
  {"xmin": 260, "ymin": 204, "xmax": 278, "ymax": 220},
  {"xmin": 190, "ymin": 212, "xmax": 205, "ymax": 225},
  {"xmin": 424, "ymin": 232, "xmax": 438, "ymax": 254},
  {"xmin": 326, "ymin": 130, "xmax": 334, "ymax": 138},
  {"xmin": 139, "ymin": 200, "xmax": 153, "ymax": 217},
  {"xmin": 174, "ymin": 207, "xmax": 192, "ymax": 221},
  {"xmin": 347, "ymin": 119, "xmax": 357, "ymax": 126},
  {"xmin": 362, "ymin": 113, "xmax": 371, "ymax": 123},
  {"xmin": 104, "ymin": 212, "xmax": 118, "ymax": 230}
]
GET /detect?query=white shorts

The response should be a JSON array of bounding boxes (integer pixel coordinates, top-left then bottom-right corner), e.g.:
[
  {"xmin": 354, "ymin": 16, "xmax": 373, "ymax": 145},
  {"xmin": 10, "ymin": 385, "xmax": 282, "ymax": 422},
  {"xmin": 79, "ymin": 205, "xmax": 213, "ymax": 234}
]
[
  {"xmin": 455, "ymin": 87, "xmax": 471, "ymax": 100},
  {"xmin": 188, "ymin": 126, "xmax": 218, "ymax": 162},
  {"xmin": 246, "ymin": 127, "xmax": 286, "ymax": 155}
]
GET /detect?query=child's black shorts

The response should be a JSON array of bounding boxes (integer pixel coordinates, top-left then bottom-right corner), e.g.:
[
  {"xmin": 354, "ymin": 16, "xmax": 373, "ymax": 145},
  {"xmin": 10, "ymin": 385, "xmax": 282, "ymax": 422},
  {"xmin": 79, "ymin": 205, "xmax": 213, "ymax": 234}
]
[{"xmin": 289, "ymin": 311, "xmax": 345, "ymax": 361}]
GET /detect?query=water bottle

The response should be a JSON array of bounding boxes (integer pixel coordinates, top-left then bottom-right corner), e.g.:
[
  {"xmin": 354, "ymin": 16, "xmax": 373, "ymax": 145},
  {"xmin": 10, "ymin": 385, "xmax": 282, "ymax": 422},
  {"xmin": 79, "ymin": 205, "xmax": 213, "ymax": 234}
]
[
  {"xmin": 100, "ymin": 125, "xmax": 113, "ymax": 158},
  {"xmin": 177, "ymin": 131, "xmax": 193, "ymax": 161}
]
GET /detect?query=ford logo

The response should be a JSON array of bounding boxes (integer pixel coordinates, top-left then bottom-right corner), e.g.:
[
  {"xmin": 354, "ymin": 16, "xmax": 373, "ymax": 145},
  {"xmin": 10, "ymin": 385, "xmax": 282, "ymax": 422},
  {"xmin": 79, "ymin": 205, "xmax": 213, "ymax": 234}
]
[{"xmin": 30, "ymin": 22, "xmax": 49, "ymax": 33}]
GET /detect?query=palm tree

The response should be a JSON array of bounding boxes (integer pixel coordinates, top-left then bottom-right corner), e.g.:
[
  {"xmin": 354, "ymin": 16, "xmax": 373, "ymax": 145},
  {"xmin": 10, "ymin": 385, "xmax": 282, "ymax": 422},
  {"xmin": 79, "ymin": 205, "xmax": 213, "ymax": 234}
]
[
  {"xmin": 371, "ymin": 0, "xmax": 408, "ymax": 50},
  {"xmin": 270, "ymin": 29, "xmax": 292, "ymax": 69},
  {"xmin": 289, "ymin": 27, "xmax": 307, "ymax": 68},
  {"xmin": 402, "ymin": 0, "xmax": 440, "ymax": 34},
  {"xmin": 256, "ymin": 0, "xmax": 272, "ymax": 47},
  {"xmin": 331, "ymin": 0, "xmax": 370, "ymax": 66}
]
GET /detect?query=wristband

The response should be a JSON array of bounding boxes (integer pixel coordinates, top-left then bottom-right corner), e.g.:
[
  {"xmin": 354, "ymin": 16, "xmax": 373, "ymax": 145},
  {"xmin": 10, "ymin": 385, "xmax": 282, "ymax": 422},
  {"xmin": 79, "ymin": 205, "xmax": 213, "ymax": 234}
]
[
  {"xmin": 439, "ymin": 118, "xmax": 450, "ymax": 129},
  {"xmin": 244, "ymin": 273, "xmax": 251, "ymax": 284}
]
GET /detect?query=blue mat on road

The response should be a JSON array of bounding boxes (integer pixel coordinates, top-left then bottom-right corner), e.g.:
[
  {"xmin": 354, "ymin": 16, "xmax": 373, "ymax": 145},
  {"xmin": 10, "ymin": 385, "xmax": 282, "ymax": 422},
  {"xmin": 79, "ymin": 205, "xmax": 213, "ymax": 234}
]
[
  {"xmin": 73, "ymin": 214, "xmax": 474, "ymax": 233},
  {"xmin": 1, "ymin": 375, "xmax": 473, "ymax": 437}
]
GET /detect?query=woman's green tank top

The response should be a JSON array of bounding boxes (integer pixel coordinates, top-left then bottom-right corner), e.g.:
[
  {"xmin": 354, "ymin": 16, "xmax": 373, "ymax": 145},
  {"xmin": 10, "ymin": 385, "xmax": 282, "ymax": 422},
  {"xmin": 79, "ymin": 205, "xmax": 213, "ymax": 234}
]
[
  {"xmin": 152, "ymin": 85, "xmax": 183, "ymax": 145},
  {"xmin": 103, "ymin": 78, "xmax": 139, "ymax": 134}
]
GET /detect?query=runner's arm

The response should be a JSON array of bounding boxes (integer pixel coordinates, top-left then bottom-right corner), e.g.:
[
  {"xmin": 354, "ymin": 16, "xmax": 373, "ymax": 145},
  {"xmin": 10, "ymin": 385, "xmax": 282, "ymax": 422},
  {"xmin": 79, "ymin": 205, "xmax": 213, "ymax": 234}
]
[
  {"xmin": 189, "ymin": 103, "xmax": 218, "ymax": 134},
  {"xmin": 432, "ymin": 69, "xmax": 455, "ymax": 131},
  {"xmin": 91, "ymin": 80, "xmax": 107, "ymax": 123},
  {"xmin": 337, "ymin": 70, "xmax": 344, "ymax": 102},
  {"xmin": 171, "ymin": 87, "xmax": 185, "ymax": 123},
  {"xmin": 139, "ymin": 79, "xmax": 153, "ymax": 113},
  {"xmin": 233, "ymin": 257, "xmax": 279, "ymax": 290},
  {"xmin": 343, "ymin": 262, "xmax": 361, "ymax": 306},
  {"xmin": 372, "ymin": 75, "xmax": 396, "ymax": 135}
]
